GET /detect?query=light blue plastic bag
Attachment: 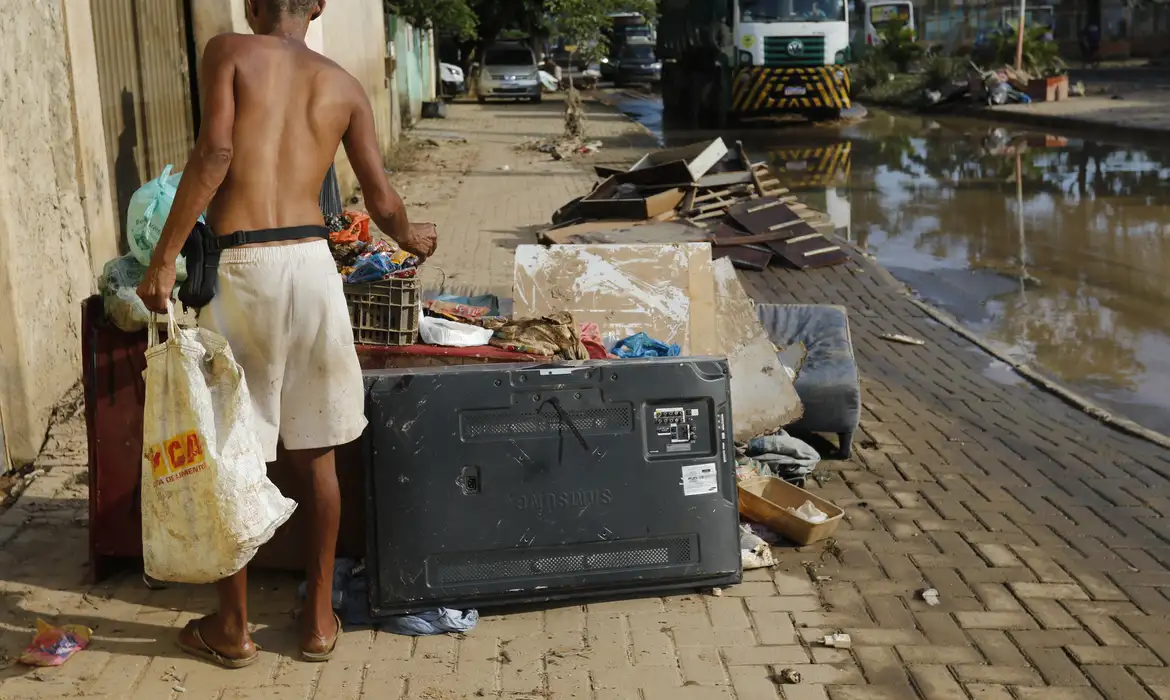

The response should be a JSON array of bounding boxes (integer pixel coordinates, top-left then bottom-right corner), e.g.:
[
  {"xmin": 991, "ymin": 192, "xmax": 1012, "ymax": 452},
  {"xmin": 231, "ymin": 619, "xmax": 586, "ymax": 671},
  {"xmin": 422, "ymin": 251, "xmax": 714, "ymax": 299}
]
[{"xmin": 126, "ymin": 165, "xmax": 194, "ymax": 281}]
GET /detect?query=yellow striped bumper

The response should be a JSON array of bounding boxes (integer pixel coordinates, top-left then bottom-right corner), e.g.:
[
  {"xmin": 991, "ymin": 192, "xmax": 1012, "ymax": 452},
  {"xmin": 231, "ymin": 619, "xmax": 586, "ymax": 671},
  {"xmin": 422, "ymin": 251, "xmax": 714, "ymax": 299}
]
[
  {"xmin": 769, "ymin": 142, "xmax": 853, "ymax": 188},
  {"xmin": 730, "ymin": 66, "xmax": 852, "ymax": 115}
]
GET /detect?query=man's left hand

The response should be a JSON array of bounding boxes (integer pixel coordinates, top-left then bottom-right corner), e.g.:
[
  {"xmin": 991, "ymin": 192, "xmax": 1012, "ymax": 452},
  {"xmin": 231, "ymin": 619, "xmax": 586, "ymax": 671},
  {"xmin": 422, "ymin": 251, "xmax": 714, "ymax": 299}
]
[{"xmin": 137, "ymin": 262, "xmax": 177, "ymax": 314}]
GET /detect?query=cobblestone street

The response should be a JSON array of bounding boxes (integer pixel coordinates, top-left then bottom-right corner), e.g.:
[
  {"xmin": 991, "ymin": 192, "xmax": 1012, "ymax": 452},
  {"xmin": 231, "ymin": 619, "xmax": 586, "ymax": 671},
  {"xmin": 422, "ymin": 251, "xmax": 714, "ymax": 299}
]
[{"xmin": 3, "ymin": 97, "xmax": 1170, "ymax": 700}]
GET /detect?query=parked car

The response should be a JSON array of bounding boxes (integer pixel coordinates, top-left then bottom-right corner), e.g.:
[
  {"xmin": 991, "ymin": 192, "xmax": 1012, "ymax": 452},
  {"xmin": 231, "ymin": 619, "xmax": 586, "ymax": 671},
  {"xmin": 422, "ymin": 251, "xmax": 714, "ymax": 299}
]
[
  {"xmin": 614, "ymin": 41, "xmax": 661, "ymax": 87},
  {"xmin": 476, "ymin": 42, "xmax": 541, "ymax": 103},
  {"xmin": 440, "ymin": 63, "xmax": 465, "ymax": 98}
]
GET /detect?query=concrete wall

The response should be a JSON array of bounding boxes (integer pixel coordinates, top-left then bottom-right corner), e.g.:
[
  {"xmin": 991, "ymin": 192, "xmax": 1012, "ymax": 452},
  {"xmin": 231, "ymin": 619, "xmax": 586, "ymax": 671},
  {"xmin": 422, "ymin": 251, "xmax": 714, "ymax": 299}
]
[
  {"xmin": 190, "ymin": 0, "xmax": 396, "ymax": 198},
  {"xmin": 0, "ymin": 0, "xmax": 109, "ymax": 464},
  {"xmin": 389, "ymin": 16, "xmax": 438, "ymax": 127},
  {"xmin": 320, "ymin": 0, "xmax": 394, "ymax": 196}
]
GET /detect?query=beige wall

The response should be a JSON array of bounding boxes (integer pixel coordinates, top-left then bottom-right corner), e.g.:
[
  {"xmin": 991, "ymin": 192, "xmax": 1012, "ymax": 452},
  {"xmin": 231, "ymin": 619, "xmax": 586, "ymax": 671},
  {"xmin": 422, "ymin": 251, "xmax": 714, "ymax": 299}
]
[
  {"xmin": 190, "ymin": 0, "xmax": 396, "ymax": 197},
  {"xmin": 0, "ymin": 0, "xmax": 107, "ymax": 463}
]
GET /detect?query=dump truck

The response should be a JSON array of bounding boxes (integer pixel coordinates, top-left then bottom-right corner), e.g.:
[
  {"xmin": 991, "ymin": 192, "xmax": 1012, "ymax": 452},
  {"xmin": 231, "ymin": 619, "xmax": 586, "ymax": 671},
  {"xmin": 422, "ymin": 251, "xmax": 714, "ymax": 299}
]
[{"xmin": 658, "ymin": 0, "xmax": 852, "ymax": 127}]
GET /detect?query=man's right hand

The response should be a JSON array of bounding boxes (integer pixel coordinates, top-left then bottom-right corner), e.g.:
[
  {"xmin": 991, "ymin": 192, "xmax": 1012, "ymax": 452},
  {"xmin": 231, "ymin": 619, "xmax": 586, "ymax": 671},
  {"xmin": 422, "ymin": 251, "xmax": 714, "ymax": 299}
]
[
  {"xmin": 137, "ymin": 261, "xmax": 177, "ymax": 314},
  {"xmin": 396, "ymin": 222, "xmax": 438, "ymax": 261}
]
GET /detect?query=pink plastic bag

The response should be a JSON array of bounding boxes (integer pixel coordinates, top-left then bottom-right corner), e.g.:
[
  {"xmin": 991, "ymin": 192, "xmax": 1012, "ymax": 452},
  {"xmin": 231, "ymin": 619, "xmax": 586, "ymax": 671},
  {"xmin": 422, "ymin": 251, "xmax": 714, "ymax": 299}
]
[{"xmin": 19, "ymin": 619, "xmax": 92, "ymax": 667}]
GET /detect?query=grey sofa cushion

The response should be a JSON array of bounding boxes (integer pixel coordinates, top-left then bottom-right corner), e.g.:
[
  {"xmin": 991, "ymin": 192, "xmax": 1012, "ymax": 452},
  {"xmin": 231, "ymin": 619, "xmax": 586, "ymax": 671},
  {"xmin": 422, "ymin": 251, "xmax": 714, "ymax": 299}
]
[{"xmin": 755, "ymin": 303, "xmax": 860, "ymax": 437}]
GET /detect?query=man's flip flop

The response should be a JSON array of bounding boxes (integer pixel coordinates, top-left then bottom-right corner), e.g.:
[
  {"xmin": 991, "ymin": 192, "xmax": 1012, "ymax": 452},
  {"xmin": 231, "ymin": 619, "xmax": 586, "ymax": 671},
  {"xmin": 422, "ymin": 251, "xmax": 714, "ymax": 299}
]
[
  {"xmin": 301, "ymin": 614, "xmax": 342, "ymax": 663},
  {"xmin": 177, "ymin": 619, "xmax": 260, "ymax": 669}
]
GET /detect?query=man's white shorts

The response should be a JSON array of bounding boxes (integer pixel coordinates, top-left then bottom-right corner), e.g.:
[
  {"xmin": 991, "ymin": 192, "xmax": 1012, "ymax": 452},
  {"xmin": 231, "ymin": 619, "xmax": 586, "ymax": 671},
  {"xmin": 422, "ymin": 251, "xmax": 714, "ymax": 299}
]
[{"xmin": 199, "ymin": 240, "xmax": 367, "ymax": 461}]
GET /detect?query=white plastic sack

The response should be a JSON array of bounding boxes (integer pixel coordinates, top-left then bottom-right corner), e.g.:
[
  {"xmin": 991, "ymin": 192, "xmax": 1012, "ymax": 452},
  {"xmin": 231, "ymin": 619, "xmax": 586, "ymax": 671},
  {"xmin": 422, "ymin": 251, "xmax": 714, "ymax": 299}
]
[
  {"xmin": 141, "ymin": 305, "xmax": 296, "ymax": 583},
  {"xmin": 419, "ymin": 316, "xmax": 495, "ymax": 347},
  {"xmin": 127, "ymin": 165, "xmax": 191, "ymax": 281}
]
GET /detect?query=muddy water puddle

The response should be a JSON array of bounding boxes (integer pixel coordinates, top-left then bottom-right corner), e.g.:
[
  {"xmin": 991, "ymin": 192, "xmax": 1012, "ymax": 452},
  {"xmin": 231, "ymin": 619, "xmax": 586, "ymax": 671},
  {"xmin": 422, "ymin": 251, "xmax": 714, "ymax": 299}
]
[{"xmin": 610, "ymin": 91, "xmax": 1170, "ymax": 434}]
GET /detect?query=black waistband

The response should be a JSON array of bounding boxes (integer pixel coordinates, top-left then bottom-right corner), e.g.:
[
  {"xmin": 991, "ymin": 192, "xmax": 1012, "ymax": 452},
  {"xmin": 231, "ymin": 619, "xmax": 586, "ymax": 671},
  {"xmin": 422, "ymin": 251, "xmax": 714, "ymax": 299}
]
[{"xmin": 214, "ymin": 225, "xmax": 329, "ymax": 251}]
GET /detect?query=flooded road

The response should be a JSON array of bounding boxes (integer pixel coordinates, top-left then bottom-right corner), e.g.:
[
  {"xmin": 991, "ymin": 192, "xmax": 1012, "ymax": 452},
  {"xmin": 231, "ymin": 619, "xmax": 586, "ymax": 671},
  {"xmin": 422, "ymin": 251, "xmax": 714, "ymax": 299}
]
[{"xmin": 610, "ymin": 92, "xmax": 1170, "ymax": 434}]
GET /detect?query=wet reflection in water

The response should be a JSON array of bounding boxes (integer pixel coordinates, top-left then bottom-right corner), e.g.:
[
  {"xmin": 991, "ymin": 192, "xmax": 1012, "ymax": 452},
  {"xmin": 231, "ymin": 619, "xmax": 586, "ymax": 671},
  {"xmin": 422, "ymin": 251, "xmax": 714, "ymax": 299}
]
[
  {"xmin": 617, "ymin": 91, "xmax": 1170, "ymax": 434},
  {"xmin": 832, "ymin": 111, "xmax": 1170, "ymax": 434}
]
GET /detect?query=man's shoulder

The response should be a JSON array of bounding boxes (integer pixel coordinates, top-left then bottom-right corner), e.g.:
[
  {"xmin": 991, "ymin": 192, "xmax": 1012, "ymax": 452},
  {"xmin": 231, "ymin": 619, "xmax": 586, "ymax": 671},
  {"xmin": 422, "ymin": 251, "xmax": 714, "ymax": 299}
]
[{"xmin": 205, "ymin": 32, "xmax": 263, "ymax": 60}]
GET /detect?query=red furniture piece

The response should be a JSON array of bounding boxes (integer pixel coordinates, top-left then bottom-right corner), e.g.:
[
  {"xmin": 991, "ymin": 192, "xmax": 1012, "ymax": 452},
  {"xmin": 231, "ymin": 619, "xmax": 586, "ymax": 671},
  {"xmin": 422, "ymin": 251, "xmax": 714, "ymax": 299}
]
[{"xmin": 81, "ymin": 297, "xmax": 537, "ymax": 580}]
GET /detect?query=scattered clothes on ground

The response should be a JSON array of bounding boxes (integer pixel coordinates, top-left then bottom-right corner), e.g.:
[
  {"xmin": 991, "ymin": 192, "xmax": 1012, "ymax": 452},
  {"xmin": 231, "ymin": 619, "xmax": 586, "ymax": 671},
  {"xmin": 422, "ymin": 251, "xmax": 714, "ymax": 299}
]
[
  {"xmin": 580, "ymin": 322, "xmax": 610, "ymax": 359},
  {"xmin": 19, "ymin": 620, "xmax": 92, "ymax": 666},
  {"xmin": 612, "ymin": 332, "xmax": 681, "ymax": 359},
  {"xmin": 380, "ymin": 608, "xmax": 481, "ymax": 637},
  {"xmin": 739, "ymin": 523, "xmax": 775, "ymax": 570},
  {"xmin": 484, "ymin": 312, "xmax": 589, "ymax": 359},
  {"xmin": 739, "ymin": 431, "xmax": 820, "ymax": 481},
  {"xmin": 299, "ymin": 559, "xmax": 479, "ymax": 636}
]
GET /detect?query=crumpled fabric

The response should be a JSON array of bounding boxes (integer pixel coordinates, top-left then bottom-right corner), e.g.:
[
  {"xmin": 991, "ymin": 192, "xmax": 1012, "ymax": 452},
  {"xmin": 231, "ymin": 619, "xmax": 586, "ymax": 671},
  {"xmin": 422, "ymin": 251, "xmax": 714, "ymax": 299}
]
[
  {"xmin": 483, "ymin": 312, "xmax": 589, "ymax": 359},
  {"xmin": 612, "ymin": 332, "xmax": 680, "ymax": 359},
  {"xmin": 736, "ymin": 430, "xmax": 820, "ymax": 481},
  {"xmin": 580, "ymin": 322, "xmax": 610, "ymax": 359},
  {"xmin": 298, "ymin": 558, "xmax": 479, "ymax": 636},
  {"xmin": 380, "ymin": 608, "xmax": 481, "ymax": 636}
]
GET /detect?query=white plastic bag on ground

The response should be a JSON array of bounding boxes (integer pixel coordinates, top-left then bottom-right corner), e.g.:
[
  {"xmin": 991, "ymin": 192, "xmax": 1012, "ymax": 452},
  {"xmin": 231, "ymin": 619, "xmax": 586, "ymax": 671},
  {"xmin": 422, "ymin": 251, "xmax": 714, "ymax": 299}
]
[
  {"xmin": 419, "ymin": 316, "xmax": 495, "ymax": 347},
  {"xmin": 141, "ymin": 304, "xmax": 295, "ymax": 583},
  {"xmin": 127, "ymin": 165, "xmax": 190, "ymax": 280}
]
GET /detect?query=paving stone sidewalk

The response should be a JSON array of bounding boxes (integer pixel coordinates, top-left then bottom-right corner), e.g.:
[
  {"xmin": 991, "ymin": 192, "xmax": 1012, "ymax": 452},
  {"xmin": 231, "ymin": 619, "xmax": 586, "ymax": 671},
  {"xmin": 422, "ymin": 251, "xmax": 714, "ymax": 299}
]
[{"xmin": 3, "ymin": 97, "xmax": 1170, "ymax": 700}]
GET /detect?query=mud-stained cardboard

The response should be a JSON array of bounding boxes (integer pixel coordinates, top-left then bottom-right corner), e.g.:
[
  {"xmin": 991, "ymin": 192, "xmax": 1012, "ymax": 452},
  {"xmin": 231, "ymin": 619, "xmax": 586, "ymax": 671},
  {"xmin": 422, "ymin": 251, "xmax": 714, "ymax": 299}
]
[
  {"xmin": 712, "ymin": 258, "xmax": 804, "ymax": 439},
  {"xmin": 513, "ymin": 244, "xmax": 719, "ymax": 356}
]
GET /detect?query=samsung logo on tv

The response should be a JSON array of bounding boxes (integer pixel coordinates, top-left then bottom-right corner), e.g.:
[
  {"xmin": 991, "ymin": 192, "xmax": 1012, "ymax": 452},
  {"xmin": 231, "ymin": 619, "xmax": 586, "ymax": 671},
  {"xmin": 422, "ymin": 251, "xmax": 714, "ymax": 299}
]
[{"xmin": 511, "ymin": 489, "xmax": 613, "ymax": 511}]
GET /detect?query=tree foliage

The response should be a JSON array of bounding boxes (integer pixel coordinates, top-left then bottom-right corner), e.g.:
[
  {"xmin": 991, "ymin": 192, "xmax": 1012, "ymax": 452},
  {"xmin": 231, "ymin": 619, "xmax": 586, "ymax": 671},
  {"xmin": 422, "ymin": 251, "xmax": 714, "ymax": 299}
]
[
  {"xmin": 547, "ymin": 0, "xmax": 656, "ymax": 61},
  {"xmin": 875, "ymin": 19, "xmax": 924, "ymax": 72},
  {"xmin": 385, "ymin": 0, "xmax": 479, "ymax": 39}
]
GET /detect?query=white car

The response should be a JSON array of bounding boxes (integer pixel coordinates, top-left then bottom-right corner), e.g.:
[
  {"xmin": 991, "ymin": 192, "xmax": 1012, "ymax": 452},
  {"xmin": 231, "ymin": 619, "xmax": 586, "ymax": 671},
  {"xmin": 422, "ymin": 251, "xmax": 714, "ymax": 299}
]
[
  {"xmin": 440, "ymin": 63, "xmax": 465, "ymax": 98},
  {"xmin": 476, "ymin": 43, "xmax": 542, "ymax": 103}
]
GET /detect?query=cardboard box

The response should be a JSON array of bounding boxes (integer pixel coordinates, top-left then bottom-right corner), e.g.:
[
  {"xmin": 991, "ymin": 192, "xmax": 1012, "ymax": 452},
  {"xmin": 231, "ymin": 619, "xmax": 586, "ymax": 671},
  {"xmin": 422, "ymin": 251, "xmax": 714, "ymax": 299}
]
[
  {"xmin": 575, "ymin": 177, "xmax": 686, "ymax": 220},
  {"xmin": 1026, "ymin": 75, "xmax": 1069, "ymax": 102}
]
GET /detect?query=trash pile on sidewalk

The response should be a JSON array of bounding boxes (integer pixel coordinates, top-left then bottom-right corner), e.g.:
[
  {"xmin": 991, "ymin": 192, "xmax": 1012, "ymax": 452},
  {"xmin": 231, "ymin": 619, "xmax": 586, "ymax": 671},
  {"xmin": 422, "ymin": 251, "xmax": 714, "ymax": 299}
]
[{"xmin": 539, "ymin": 137, "xmax": 849, "ymax": 270}]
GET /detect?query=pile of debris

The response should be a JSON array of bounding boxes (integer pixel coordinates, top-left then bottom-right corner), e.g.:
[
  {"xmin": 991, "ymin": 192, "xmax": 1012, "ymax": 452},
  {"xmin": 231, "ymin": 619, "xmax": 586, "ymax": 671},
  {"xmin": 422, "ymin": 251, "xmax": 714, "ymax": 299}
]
[{"xmin": 540, "ymin": 138, "xmax": 849, "ymax": 271}]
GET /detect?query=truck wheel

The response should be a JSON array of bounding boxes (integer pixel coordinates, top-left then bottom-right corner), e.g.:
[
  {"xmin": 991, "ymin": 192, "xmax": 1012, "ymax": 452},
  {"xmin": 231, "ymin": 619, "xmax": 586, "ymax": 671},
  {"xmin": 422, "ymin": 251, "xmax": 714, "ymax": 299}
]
[{"xmin": 477, "ymin": 95, "xmax": 487, "ymax": 104}]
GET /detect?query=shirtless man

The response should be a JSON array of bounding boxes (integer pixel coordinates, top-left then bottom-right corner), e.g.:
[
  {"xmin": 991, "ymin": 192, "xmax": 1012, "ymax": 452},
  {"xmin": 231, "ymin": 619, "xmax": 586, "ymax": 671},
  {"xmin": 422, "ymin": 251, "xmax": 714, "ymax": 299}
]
[{"xmin": 137, "ymin": 0, "xmax": 435, "ymax": 666}]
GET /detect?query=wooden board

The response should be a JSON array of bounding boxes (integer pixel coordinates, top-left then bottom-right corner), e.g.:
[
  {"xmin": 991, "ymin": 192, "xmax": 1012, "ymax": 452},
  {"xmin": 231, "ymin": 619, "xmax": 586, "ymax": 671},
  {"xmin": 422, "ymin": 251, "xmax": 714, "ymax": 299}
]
[
  {"xmin": 712, "ymin": 258, "xmax": 804, "ymax": 439},
  {"xmin": 513, "ymin": 243, "xmax": 719, "ymax": 356}
]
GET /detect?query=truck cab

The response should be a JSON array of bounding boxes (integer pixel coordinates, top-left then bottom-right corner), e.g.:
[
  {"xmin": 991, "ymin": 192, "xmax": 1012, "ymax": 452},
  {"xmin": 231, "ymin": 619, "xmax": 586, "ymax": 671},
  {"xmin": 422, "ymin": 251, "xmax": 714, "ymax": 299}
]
[
  {"xmin": 658, "ymin": 0, "xmax": 852, "ymax": 127},
  {"xmin": 736, "ymin": 0, "xmax": 851, "ymax": 68}
]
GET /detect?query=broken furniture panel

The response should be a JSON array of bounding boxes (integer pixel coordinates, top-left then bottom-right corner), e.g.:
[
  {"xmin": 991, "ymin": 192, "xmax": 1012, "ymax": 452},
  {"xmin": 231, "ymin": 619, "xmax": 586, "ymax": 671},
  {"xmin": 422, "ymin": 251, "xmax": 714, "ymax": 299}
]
[
  {"xmin": 629, "ymin": 138, "xmax": 729, "ymax": 182},
  {"xmin": 576, "ymin": 177, "xmax": 686, "ymax": 220},
  {"xmin": 513, "ymin": 243, "xmax": 719, "ymax": 356},
  {"xmin": 712, "ymin": 258, "xmax": 804, "ymax": 439}
]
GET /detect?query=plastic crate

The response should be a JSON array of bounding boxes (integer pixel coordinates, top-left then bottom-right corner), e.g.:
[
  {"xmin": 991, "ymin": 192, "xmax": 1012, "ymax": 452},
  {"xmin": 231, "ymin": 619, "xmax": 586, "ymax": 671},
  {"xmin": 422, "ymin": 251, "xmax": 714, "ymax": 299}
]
[{"xmin": 344, "ymin": 277, "xmax": 420, "ymax": 346}]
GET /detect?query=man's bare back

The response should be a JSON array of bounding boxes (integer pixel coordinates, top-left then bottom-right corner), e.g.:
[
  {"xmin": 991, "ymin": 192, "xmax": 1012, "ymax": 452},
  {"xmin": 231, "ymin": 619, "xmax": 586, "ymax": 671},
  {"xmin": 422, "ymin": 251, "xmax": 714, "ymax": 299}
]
[{"xmin": 204, "ymin": 33, "xmax": 356, "ymax": 238}]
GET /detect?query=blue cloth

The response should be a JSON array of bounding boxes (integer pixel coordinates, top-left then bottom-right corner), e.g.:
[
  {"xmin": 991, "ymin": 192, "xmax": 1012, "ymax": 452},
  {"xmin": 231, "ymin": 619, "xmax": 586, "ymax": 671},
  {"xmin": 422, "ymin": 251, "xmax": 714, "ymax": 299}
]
[
  {"xmin": 380, "ymin": 608, "xmax": 481, "ymax": 636},
  {"xmin": 612, "ymin": 332, "xmax": 681, "ymax": 359},
  {"xmin": 298, "ymin": 559, "xmax": 479, "ymax": 636}
]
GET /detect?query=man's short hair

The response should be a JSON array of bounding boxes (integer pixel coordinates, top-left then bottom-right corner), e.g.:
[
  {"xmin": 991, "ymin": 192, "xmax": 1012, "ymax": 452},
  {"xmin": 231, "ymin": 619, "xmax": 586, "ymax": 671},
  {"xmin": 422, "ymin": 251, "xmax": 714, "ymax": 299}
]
[{"xmin": 262, "ymin": 0, "xmax": 317, "ymax": 16}]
